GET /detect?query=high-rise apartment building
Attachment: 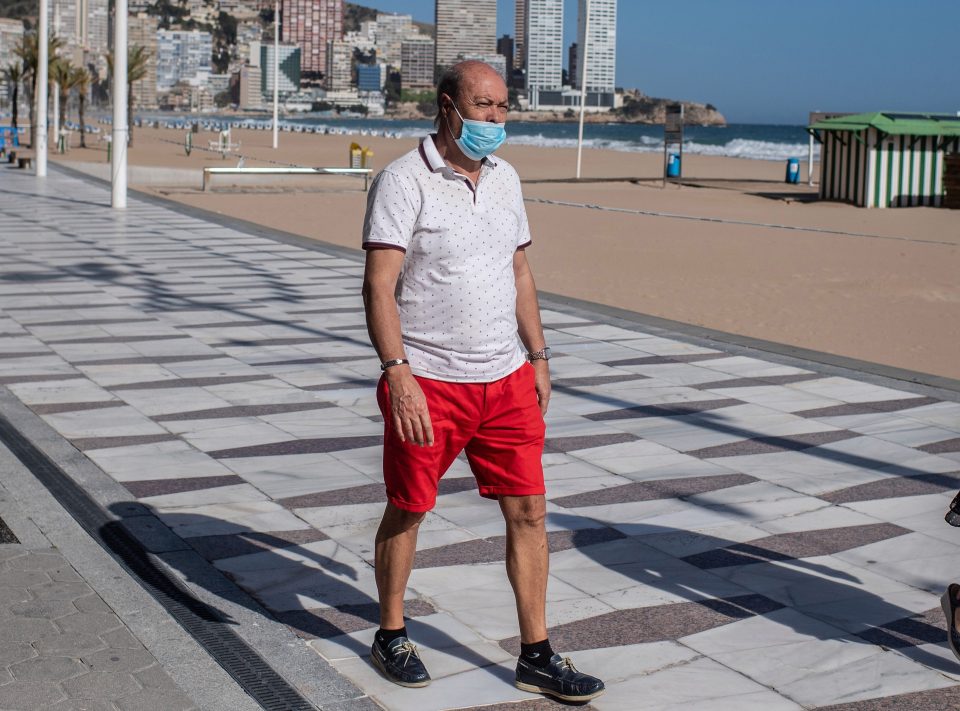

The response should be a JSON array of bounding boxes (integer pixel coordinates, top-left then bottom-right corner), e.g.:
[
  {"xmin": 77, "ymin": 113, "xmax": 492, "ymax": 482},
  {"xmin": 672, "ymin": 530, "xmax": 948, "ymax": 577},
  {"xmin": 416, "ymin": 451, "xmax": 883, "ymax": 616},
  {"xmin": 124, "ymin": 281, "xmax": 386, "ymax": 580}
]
[
  {"xmin": 524, "ymin": 0, "xmax": 563, "ymax": 108},
  {"xmin": 128, "ymin": 13, "xmax": 158, "ymax": 109},
  {"xmin": 156, "ymin": 30, "xmax": 213, "ymax": 90},
  {"xmin": 325, "ymin": 38, "xmax": 352, "ymax": 91},
  {"xmin": 568, "ymin": 42, "xmax": 577, "ymax": 86},
  {"xmin": 373, "ymin": 13, "xmax": 412, "ymax": 69},
  {"xmin": 0, "ymin": 18, "xmax": 24, "ymax": 106},
  {"xmin": 401, "ymin": 36, "xmax": 434, "ymax": 90},
  {"xmin": 260, "ymin": 42, "xmax": 301, "ymax": 94},
  {"xmin": 239, "ymin": 64, "xmax": 263, "ymax": 109},
  {"xmin": 281, "ymin": 0, "xmax": 343, "ymax": 78},
  {"xmin": 435, "ymin": 0, "xmax": 496, "ymax": 72},
  {"xmin": 575, "ymin": 0, "xmax": 616, "ymax": 92},
  {"xmin": 496, "ymin": 34, "xmax": 513, "ymax": 77},
  {"xmin": 513, "ymin": 0, "xmax": 525, "ymax": 71},
  {"xmin": 48, "ymin": 0, "xmax": 108, "ymax": 58}
]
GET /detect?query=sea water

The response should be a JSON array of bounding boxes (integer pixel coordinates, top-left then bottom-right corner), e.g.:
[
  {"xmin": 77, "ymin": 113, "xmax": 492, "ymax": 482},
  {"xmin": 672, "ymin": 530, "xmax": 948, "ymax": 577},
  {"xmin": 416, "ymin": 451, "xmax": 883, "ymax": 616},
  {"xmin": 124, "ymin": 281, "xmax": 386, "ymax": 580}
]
[{"xmin": 132, "ymin": 112, "xmax": 818, "ymax": 162}]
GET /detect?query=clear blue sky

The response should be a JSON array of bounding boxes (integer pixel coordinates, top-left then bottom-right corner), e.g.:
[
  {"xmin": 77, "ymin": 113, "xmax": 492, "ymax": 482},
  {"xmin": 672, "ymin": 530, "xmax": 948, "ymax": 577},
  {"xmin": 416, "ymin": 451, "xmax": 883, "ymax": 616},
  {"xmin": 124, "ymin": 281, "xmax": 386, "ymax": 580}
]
[{"xmin": 362, "ymin": 0, "xmax": 960, "ymax": 125}]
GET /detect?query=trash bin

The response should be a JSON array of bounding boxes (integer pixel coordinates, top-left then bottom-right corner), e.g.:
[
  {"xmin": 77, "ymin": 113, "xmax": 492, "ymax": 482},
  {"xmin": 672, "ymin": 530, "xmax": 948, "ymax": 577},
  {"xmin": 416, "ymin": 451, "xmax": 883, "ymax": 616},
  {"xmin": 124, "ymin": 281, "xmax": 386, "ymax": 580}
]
[
  {"xmin": 667, "ymin": 153, "xmax": 681, "ymax": 178},
  {"xmin": 785, "ymin": 157, "xmax": 800, "ymax": 184}
]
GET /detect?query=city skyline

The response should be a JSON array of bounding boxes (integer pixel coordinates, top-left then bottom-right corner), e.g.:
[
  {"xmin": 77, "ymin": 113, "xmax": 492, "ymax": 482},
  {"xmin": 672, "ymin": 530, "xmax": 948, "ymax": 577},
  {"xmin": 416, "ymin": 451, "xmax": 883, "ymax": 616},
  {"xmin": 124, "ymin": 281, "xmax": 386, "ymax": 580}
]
[{"xmin": 365, "ymin": 0, "xmax": 960, "ymax": 125}]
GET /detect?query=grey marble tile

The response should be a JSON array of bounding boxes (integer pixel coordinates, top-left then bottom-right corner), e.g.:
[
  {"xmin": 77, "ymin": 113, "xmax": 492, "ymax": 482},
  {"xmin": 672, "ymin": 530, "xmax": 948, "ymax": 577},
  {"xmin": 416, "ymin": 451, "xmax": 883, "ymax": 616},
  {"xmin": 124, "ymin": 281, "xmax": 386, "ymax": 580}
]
[
  {"xmin": 585, "ymin": 398, "xmax": 742, "ymax": 421},
  {"xmin": 208, "ymin": 435, "xmax": 383, "ymax": 459},
  {"xmin": 688, "ymin": 430, "xmax": 859, "ymax": 458},
  {"xmin": 123, "ymin": 474, "xmax": 245, "ymax": 498},
  {"xmin": 820, "ymin": 471, "xmax": 960, "ymax": 504},
  {"xmin": 798, "ymin": 397, "xmax": 941, "ymax": 418}
]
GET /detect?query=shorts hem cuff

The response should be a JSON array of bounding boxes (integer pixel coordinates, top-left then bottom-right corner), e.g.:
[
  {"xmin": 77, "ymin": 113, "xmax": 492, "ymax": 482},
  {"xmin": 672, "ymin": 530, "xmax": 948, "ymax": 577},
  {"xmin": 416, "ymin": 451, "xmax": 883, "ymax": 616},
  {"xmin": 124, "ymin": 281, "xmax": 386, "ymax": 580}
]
[
  {"xmin": 387, "ymin": 497, "xmax": 436, "ymax": 513},
  {"xmin": 478, "ymin": 486, "xmax": 546, "ymax": 499}
]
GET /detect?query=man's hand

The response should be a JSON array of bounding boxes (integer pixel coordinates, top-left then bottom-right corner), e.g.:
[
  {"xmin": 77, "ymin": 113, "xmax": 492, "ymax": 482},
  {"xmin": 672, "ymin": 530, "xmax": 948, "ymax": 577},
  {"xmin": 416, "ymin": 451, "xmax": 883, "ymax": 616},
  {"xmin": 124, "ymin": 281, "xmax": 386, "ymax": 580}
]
[
  {"xmin": 532, "ymin": 359, "xmax": 551, "ymax": 417},
  {"xmin": 386, "ymin": 367, "xmax": 434, "ymax": 446}
]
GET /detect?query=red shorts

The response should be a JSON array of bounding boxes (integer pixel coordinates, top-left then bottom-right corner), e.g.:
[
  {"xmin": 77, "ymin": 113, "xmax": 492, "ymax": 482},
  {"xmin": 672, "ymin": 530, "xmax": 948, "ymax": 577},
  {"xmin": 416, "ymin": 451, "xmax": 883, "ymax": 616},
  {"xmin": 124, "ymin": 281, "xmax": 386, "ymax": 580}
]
[{"xmin": 377, "ymin": 363, "xmax": 546, "ymax": 512}]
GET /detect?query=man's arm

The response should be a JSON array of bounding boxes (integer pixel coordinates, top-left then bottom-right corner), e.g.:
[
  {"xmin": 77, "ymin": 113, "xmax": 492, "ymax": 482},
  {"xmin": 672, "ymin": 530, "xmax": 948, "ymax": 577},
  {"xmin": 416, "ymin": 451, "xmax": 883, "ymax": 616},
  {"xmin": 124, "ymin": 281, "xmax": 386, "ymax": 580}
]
[
  {"xmin": 514, "ymin": 249, "xmax": 550, "ymax": 416},
  {"xmin": 362, "ymin": 249, "xmax": 434, "ymax": 446}
]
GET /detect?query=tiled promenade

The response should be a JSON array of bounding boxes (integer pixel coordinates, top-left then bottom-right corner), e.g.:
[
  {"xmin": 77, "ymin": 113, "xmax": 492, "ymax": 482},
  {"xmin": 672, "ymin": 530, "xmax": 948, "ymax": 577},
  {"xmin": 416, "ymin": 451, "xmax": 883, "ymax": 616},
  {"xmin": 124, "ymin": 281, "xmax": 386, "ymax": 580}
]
[{"xmin": 2, "ymin": 165, "xmax": 960, "ymax": 710}]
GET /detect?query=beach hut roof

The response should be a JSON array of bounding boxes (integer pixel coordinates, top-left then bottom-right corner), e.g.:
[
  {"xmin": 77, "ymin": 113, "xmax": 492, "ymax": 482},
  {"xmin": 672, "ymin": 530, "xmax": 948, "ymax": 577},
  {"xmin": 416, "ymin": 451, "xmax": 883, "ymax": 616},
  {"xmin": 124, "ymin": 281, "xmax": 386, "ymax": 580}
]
[{"xmin": 808, "ymin": 111, "xmax": 960, "ymax": 136}]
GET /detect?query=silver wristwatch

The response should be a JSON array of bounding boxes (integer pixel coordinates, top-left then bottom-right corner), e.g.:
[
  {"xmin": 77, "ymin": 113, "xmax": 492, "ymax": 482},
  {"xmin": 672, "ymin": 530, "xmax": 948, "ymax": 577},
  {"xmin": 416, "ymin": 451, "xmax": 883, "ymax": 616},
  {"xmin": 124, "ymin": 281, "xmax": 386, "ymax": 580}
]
[{"xmin": 527, "ymin": 347, "xmax": 551, "ymax": 362}]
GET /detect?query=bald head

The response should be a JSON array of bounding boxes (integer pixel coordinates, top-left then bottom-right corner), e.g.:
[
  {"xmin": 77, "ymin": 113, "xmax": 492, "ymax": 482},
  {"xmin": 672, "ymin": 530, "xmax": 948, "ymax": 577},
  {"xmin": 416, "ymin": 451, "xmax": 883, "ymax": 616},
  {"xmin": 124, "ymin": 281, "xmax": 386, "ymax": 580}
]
[{"xmin": 436, "ymin": 61, "xmax": 508, "ymax": 126}]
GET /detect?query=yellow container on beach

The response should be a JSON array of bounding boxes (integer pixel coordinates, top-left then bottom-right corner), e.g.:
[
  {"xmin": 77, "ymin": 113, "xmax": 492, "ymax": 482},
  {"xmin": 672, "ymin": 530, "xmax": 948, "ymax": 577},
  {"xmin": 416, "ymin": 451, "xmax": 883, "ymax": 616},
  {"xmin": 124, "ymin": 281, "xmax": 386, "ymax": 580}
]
[
  {"xmin": 349, "ymin": 142, "xmax": 362, "ymax": 168},
  {"xmin": 361, "ymin": 147, "xmax": 374, "ymax": 169}
]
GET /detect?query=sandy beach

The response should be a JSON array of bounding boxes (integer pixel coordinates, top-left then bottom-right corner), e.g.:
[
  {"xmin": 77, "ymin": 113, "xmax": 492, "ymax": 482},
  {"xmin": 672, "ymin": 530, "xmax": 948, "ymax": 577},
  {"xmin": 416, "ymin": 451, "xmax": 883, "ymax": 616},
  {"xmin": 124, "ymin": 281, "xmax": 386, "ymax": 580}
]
[{"xmin": 51, "ymin": 124, "xmax": 960, "ymax": 381}]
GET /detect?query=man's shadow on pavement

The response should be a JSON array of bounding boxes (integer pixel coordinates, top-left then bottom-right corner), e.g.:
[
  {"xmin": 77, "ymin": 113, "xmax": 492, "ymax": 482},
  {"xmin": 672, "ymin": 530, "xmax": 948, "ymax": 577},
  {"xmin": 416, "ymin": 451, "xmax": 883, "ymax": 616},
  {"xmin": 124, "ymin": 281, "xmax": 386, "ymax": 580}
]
[
  {"xmin": 102, "ymin": 498, "xmax": 956, "ymax": 693},
  {"xmin": 102, "ymin": 502, "xmax": 518, "ymax": 688}
]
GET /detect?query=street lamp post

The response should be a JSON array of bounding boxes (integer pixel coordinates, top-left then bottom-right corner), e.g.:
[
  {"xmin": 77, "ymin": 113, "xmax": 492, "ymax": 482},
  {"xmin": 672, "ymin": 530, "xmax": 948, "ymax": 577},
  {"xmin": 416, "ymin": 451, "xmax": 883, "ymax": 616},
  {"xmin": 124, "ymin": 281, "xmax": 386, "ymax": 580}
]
[
  {"xmin": 272, "ymin": 0, "xmax": 279, "ymax": 149},
  {"xmin": 36, "ymin": 0, "xmax": 49, "ymax": 177},
  {"xmin": 111, "ymin": 0, "xmax": 128, "ymax": 208},
  {"xmin": 575, "ymin": 0, "xmax": 590, "ymax": 179}
]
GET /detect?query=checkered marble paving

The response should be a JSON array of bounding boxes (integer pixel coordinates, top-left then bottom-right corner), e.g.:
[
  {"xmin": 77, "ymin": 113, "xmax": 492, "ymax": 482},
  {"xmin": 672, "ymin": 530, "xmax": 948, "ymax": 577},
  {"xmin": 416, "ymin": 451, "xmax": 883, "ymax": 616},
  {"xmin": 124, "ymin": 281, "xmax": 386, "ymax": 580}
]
[{"xmin": 3, "ymin": 169, "xmax": 960, "ymax": 710}]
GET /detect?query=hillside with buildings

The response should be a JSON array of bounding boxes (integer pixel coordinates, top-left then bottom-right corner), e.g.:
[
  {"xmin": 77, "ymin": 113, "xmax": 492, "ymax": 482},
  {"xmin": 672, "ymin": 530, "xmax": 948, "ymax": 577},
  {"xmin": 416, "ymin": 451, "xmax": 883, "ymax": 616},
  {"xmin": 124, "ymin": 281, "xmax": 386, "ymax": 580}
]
[{"xmin": 0, "ymin": 0, "xmax": 723, "ymax": 126}]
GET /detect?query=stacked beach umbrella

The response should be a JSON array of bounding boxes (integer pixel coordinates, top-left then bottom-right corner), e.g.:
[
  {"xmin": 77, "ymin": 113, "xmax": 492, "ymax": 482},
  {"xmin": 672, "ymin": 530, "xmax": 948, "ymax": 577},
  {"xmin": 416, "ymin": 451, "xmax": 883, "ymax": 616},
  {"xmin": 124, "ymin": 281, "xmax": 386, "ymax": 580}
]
[{"xmin": 807, "ymin": 112, "xmax": 960, "ymax": 208}]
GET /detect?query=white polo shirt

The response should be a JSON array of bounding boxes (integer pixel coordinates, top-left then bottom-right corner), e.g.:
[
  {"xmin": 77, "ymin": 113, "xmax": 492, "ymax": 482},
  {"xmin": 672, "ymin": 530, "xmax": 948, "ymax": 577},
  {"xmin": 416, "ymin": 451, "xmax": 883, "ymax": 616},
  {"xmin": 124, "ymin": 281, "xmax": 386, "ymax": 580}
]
[{"xmin": 362, "ymin": 134, "xmax": 532, "ymax": 383}]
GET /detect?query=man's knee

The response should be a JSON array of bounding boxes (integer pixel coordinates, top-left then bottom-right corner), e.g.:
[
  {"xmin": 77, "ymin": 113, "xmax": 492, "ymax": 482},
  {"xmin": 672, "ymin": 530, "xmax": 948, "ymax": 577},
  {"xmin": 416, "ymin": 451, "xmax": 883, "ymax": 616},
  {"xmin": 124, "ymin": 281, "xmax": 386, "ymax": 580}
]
[
  {"xmin": 501, "ymin": 495, "xmax": 546, "ymax": 529},
  {"xmin": 378, "ymin": 502, "xmax": 427, "ymax": 538}
]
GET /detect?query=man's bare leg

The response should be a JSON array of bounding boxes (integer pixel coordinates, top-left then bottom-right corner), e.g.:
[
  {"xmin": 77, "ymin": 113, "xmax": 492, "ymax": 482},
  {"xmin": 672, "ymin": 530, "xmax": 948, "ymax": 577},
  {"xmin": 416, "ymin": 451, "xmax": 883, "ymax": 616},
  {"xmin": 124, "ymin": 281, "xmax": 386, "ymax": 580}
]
[
  {"xmin": 500, "ymin": 494, "xmax": 549, "ymax": 642},
  {"xmin": 375, "ymin": 502, "xmax": 426, "ymax": 629}
]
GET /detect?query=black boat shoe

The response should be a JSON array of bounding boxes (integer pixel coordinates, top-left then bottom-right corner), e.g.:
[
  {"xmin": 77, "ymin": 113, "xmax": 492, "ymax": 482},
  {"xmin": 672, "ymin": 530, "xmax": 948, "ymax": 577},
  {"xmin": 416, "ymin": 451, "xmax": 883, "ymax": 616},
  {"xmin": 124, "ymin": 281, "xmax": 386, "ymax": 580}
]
[
  {"xmin": 515, "ymin": 653, "xmax": 605, "ymax": 702},
  {"xmin": 371, "ymin": 636, "xmax": 431, "ymax": 688}
]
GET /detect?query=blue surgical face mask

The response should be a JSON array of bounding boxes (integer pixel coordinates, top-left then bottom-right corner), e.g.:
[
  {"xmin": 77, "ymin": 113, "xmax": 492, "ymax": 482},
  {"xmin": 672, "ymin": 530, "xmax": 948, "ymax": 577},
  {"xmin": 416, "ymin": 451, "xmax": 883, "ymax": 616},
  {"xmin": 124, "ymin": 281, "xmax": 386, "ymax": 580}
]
[{"xmin": 447, "ymin": 103, "xmax": 506, "ymax": 161}]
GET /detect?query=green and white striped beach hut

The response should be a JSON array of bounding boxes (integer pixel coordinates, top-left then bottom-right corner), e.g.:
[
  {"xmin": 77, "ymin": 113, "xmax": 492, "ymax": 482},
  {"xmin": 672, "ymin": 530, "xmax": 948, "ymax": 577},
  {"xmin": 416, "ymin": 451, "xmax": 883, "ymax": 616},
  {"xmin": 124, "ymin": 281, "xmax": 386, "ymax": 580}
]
[{"xmin": 807, "ymin": 112, "xmax": 960, "ymax": 208}]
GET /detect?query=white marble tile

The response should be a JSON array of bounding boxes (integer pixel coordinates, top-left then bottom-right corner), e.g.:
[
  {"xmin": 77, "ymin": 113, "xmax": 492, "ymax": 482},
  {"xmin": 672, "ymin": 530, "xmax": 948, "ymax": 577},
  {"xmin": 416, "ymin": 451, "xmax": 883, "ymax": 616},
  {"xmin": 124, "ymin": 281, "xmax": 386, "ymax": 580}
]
[
  {"xmin": 84, "ymin": 440, "xmax": 236, "ymax": 481},
  {"xmin": 155, "ymin": 500, "xmax": 309, "ymax": 537}
]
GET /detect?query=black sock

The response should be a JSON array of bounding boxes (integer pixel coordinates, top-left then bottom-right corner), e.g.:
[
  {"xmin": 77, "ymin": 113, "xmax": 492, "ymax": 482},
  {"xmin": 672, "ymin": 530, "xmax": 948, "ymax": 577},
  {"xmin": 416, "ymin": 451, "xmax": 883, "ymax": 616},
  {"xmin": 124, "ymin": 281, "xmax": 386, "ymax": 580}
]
[
  {"xmin": 520, "ymin": 639, "xmax": 554, "ymax": 668},
  {"xmin": 376, "ymin": 626, "xmax": 407, "ymax": 647}
]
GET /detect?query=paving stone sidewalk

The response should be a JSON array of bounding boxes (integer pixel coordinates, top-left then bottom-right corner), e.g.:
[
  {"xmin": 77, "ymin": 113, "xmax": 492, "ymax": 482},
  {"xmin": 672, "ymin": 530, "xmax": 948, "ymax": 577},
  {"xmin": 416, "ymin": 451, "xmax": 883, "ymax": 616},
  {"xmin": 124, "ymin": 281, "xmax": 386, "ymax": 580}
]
[
  {"xmin": 2, "ymin": 165, "xmax": 960, "ymax": 710},
  {"xmin": 0, "ymin": 539, "xmax": 198, "ymax": 711}
]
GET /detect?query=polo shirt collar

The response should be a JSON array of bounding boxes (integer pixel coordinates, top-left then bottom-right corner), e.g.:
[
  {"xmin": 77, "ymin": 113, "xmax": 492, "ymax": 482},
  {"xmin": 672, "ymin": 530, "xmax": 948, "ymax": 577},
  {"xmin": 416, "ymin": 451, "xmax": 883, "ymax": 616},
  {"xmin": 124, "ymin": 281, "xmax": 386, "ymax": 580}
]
[{"xmin": 420, "ymin": 134, "xmax": 499, "ymax": 174}]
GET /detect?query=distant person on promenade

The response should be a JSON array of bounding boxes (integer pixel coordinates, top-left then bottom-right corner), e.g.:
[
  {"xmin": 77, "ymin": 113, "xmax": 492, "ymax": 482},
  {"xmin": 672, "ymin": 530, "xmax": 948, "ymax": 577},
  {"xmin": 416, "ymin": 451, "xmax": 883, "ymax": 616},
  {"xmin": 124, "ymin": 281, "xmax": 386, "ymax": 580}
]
[{"xmin": 360, "ymin": 60, "xmax": 604, "ymax": 703}]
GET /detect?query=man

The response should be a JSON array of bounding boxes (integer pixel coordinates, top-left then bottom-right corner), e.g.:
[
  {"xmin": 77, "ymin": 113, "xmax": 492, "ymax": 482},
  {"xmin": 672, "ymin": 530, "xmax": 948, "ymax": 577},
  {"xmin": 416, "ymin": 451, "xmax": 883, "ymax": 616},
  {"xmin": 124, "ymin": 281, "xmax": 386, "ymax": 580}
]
[{"xmin": 361, "ymin": 61, "xmax": 604, "ymax": 703}]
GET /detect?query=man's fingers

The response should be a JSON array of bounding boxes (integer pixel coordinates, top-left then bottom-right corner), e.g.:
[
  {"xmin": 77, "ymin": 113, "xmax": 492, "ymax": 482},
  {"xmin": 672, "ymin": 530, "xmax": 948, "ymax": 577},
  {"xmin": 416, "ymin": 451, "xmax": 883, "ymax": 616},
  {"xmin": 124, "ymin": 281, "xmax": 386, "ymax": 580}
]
[
  {"xmin": 409, "ymin": 416, "xmax": 425, "ymax": 446},
  {"xmin": 392, "ymin": 413, "xmax": 407, "ymax": 442},
  {"xmin": 420, "ymin": 413, "xmax": 435, "ymax": 447}
]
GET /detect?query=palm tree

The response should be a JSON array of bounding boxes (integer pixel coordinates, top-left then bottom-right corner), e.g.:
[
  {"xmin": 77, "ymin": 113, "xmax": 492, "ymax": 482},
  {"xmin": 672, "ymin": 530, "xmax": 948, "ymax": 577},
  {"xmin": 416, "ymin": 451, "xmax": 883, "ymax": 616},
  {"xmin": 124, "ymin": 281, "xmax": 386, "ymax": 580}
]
[
  {"xmin": 106, "ymin": 45, "xmax": 150, "ymax": 148},
  {"xmin": 70, "ymin": 66, "xmax": 91, "ymax": 148},
  {"xmin": 13, "ymin": 32, "xmax": 65, "ymax": 148},
  {"xmin": 2, "ymin": 62, "xmax": 23, "ymax": 131},
  {"xmin": 51, "ymin": 57, "xmax": 74, "ymax": 139}
]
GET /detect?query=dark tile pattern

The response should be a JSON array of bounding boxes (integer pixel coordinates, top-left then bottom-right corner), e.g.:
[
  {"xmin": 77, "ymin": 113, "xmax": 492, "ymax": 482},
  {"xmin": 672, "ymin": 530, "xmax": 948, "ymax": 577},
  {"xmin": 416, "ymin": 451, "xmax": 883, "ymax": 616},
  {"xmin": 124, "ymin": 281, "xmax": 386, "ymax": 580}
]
[
  {"xmin": 819, "ymin": 472, "xmax": 960, "ymax": 504},
  {"xmin": 111, "ymin": 375, "xmax": 270, "ymax": 391},
  {"xmin": 584, "ymin": 398, "xmax": 742, "ymax": 421},
  {"xmin": 187, "ymin": 528, "xmax": 330, "ymax": 562},
  {"xmin": 691, "ymin": 373, "xmax": 822, "ymax": 390},
  {"xmin": 411, "ymin": 527, "xmax": 626, "ymax": 570},
  {"xmin": 45, "ymin": 335, "xmax": 193, "ymax": 344},
  {"xmin": 31, "ymin": 401, "xmax": 126, "ymax": 415},
  {"xmin": 280, "ymin": 476, "xmax": 476, "ymax": 509},
  {"xmin": 550, "ymin": 374, "xmax": 650, "ymax": 388},
  {"xmin": 920, "ymin": 437, "xmax": 960, "ymax": 454},
  {"xmin": 797, "ymin": 397, "xmax": 941, "ymax": 418},
  {"xmin": 72, "ymin": 434, "xmax": 180, "ymax": 451},
  {"xmin": 815, "ymin": 685, "xmax": 960, "ymax": 710},
  {"xmin": 853, "ymin": 607, "xmax": 947, "ymax": 649},
  {"xmin": 687, "ymin": 430, "xmax": 859, "ymax": 459},
  {"xmin": 276, "ymin": 599, "xmax": 436, "ymax": 640},
  {"xmin": 551, "ymin": 473, "xmax": 757, "ymax": 508},
  {"xmin": 0, "ymin": 374, "xmax": 84, "ymax": 385},
  {"xmin": 601, "ymin": 353, "xmax": 727, "ymax": 367},
  {"xmin": 153, "ymin": 401, "xmax": 335, "ymax": 422},
  {"xmin": 544, "ymin": 432, "xmax": 639, "ymax": 453},
  {"xmin": 72, "ymin": 354, "xmax": 227, "ymax": 366},
  {"xmin": 208, "ymin": 435, "xmax": 383, "ymax": 459},
  {"xmin": 499, "ymin": 594, "xmax": 784, "ymax": 655},
  {"xmin": 255, "ymin": 355, "xmax": 370, "ymax": 367},
  {"xmin": 682, "ymin": 523, "xmax": 910, "ymax": 569},
  {"xmin": 0, "ymin": 351, "xmax": 52, "ymax": 360},
  {"xmin": 123, "ymin": 475, "xmax": 245, "ymax": 498}
]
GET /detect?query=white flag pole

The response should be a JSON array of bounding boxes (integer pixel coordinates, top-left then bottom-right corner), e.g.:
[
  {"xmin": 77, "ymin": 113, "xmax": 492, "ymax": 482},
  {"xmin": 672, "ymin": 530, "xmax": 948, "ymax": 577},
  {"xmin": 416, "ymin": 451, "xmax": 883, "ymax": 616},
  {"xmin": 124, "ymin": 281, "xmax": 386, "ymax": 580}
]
[
  {"xmin": 111, "ymin": 0, "xmax": 128, "ymax": 208},
  {"xmin": 36, "ymin": 0, "xmax": 49, "ymax": 176},
  {"xmin": 575, "ymin": 0, "xmax": 590, "ymax": 179},
  {"xmin": 272, "ymin": 0, "xmax": 279, "ymax": 149}
]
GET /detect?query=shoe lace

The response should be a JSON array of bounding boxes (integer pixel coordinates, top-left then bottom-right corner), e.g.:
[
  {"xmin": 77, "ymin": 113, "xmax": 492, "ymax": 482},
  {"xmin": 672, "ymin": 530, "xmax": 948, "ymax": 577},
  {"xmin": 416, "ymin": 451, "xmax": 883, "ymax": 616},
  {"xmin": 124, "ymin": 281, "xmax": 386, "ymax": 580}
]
[
  {"xmin": 560, "ymin": 657, "xmax": 579, "ymax": 674},
  {"xmin": 393, "ymin": 640, "xmax": 419, "ymax": 667}
]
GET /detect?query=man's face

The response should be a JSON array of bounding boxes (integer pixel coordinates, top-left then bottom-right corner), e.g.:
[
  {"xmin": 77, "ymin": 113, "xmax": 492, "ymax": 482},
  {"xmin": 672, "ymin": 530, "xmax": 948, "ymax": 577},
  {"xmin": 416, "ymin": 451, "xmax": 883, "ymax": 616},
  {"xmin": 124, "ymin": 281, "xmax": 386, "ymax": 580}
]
[{"xmin": 445, "ymin": 68, "xmax": 509, "ymax": 134}]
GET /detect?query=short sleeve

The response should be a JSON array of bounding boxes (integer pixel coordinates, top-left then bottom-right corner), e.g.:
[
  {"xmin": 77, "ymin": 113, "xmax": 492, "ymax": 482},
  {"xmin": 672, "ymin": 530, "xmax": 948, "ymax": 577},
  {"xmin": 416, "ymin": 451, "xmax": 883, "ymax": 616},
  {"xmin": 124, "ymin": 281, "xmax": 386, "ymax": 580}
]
[
  {"xmin": 514, "ymin": 172, "xmax": 532, "ymax": 250},
  {"xmin": 362, "ymin": 170, "xmax": 420, "ymax": 252}
]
